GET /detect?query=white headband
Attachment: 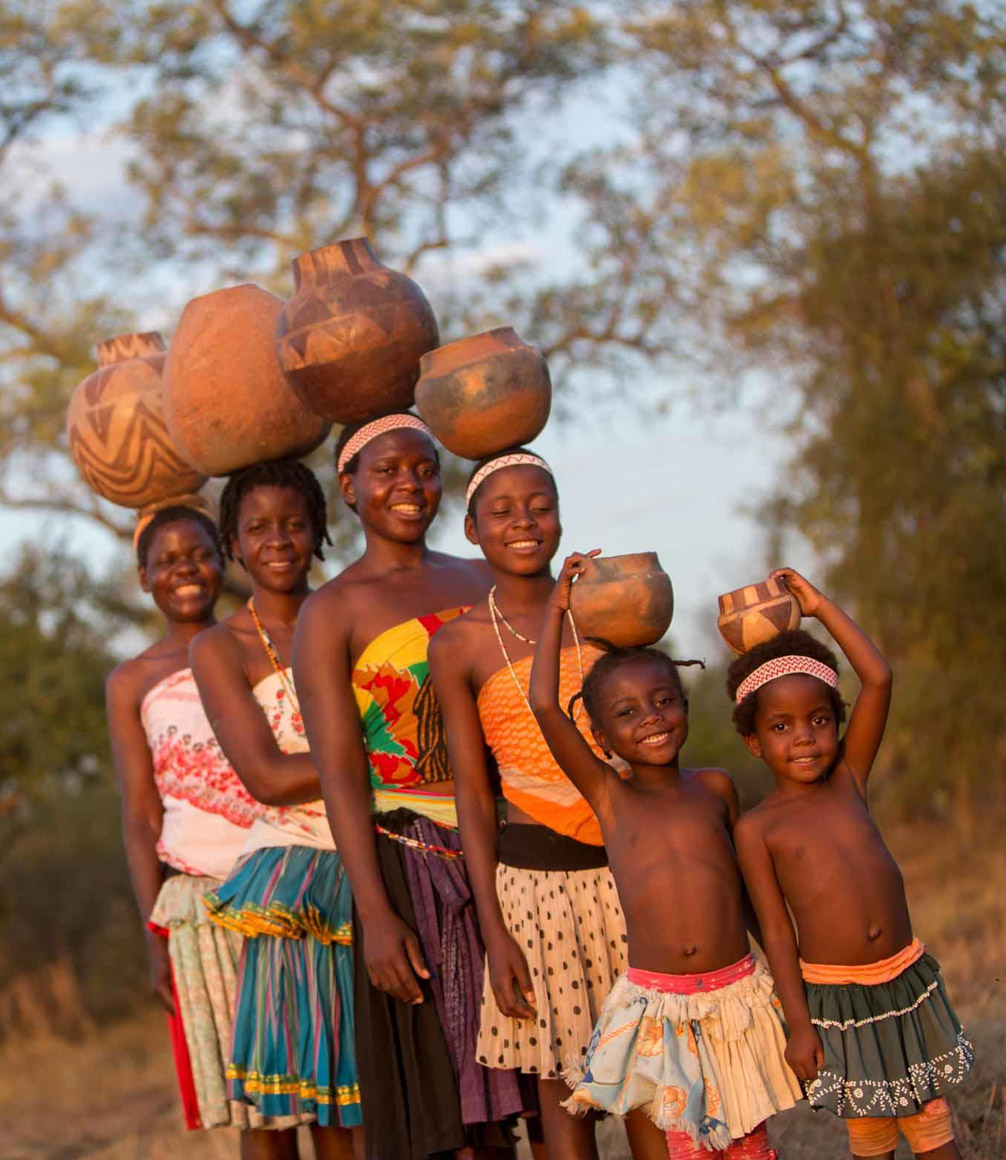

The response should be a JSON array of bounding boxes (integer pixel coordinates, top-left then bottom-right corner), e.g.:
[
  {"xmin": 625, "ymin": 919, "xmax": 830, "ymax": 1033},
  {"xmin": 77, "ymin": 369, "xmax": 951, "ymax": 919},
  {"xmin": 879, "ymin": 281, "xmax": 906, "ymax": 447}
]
[
  {"xmin": 735, "ymin": 655, "xmax": 839, "ymax": 704},
  {"xmin": 337, "ymin": 414, "xmax": 433, "ymax": 473},
  {"xmin": 465, "ymin": 452, "xmax": 553, "ymax": 507}
]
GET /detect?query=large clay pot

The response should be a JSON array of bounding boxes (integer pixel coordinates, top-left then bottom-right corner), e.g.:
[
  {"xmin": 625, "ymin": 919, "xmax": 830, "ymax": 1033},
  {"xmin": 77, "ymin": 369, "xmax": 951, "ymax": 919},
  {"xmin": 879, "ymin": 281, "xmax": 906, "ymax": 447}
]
[
  {"xmin": 275, "ymin": 238, "xmax": 440, "ymax": 423},
  {"xmin": 570, "ymin": 553, "xmax": 673, "ymax": 649},
  {"xmin": 414, "ymin": 327, "xmax": 551, "ymax": 459},
  {"xmin": 66, "ymin": 332, "xmax": 207, "ymax": 508},
  {"xmin": 717, "ymin": 577, "xmax": 801, "ymax": 654},
  {"xmin": 164, "ymin": 284, "xmax": 331, "ymax": 476}
]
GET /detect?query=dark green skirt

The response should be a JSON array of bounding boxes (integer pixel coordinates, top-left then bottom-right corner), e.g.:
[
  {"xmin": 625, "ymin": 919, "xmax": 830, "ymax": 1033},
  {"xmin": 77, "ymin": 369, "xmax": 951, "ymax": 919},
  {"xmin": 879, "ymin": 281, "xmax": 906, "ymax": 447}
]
[{"xmin": 805, "ymin": 951, "xmax": 973, "ymax": 1118}]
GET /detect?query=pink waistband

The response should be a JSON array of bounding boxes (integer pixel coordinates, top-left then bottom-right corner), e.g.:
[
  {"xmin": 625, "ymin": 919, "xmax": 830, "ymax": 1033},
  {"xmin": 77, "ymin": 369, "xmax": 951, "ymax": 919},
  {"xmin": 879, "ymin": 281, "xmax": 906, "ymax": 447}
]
[{"xmin": 627, "ymin": 953, "xmax": 756, "ymax": 995}]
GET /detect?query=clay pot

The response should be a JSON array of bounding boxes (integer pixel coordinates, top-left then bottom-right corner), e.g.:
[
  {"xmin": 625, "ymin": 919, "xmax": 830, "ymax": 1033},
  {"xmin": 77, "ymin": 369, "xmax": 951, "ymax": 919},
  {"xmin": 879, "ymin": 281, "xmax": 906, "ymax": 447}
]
[
  {"xmin": 164, "ymin": 284, "xmax": 331, "ymax": 476},
  {"xmin": 570, "ymin": 553, "xmax": 673, "ymax": 649},
  {"xmin": 414, "ymin": 327, "xmax": 551, "ymax": 459},
  {"xmin": 275, "ymin": 238, "xmax": 440, "ymax": 423},
  {"xmin": 66, "ymin": 332, "xmax": 207, "ymax": 508},
  {"xmin": 717, "ymin": 577, "xmax": 801, "ymax": 654}
]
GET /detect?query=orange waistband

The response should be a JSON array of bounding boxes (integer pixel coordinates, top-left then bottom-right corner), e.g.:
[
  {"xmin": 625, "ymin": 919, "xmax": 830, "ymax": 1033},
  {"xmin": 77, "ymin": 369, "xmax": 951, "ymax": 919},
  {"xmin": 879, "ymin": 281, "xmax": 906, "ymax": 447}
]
[{"xmin": 800, "ymin": 937, "xmax": 924, "ymax": 985}]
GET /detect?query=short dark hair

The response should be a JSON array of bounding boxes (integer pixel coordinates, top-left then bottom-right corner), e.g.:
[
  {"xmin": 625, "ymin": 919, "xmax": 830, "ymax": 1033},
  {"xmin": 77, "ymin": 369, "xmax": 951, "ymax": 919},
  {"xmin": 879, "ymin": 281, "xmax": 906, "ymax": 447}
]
[
  {"xmin": 574, "ymin": 647, "xmax": 703, "ymax": 725},
  {"xmin": 136, "ymin": 505, "xmax": 221, "ymax": 570},
  {"xmin": 218, "ymin": 459, "xmax": 331, "ymax": 561},
  {"xmin": 334, "ymin": 411, "xmax": 438, "ymax": 512},
  {"xmin": 465, "ymin": 446, "xmax": 556, "ymax": 518},
  {"xmin": 725, "ymin": 628, "xmax": 845, "ymax": 736}
]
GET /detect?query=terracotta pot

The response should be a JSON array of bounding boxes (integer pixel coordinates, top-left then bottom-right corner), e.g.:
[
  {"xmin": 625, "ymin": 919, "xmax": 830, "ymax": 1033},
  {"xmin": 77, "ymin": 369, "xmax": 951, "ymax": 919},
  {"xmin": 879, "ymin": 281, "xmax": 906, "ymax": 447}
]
[
  {"xmin": 414, "ymin": 327, "xmax": 551, "ymax": 459},
  {"xmin": 717, "ymin": 577, "xmax": 801, "ymax": 654},
  {"xmin": 570, "ymin": 553, "xmax": 673, "ymax": 649},
  {"xmin": 66, "ymin": 332, "xmax": 206, "ymax": 508},
  {"xmin": 275, "ymin": 238, "xmax": 440, "ymax": 423},
  {"xmin": 164, "ymin": 284, "xmax": 331, "ymax": 476}
]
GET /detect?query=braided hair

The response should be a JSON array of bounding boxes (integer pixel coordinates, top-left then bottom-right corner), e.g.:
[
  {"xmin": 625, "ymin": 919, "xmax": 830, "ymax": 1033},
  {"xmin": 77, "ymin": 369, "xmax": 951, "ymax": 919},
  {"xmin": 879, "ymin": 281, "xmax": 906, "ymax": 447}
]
[
  {"xmin": 725, "ymin": 628, "xmax": 845, "ymax": 736},
  {"xmin": 136, "ymin": 505, "xmax": 221, "ymax": 570},
  {"xmin": 570, "ymin": 647, "xmax": 705, "ymax": 726},
  {"xmin": 218, "ymin": 459, "xmax": 332, "ymax": 562}
]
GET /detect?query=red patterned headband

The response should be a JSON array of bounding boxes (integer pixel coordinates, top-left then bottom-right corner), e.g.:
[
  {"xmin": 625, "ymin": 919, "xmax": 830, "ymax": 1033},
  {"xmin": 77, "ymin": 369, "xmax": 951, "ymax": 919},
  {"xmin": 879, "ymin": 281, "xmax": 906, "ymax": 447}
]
[
  {"xmin": 337, "ymin": 414, "xmax": 433, "ymax": 474},
  {"xmin": 465, "ymin": 452, "xmax": 553, "ymax": 507},
  {"xmin": 735, "ymin": 655, "xmax": 839, "ymax": 704}
]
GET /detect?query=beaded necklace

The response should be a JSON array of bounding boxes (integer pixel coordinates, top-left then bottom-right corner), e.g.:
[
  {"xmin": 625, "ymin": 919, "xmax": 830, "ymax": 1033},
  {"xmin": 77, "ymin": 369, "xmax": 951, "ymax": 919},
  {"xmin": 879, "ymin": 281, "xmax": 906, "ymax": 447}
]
[
  {"xmin": 247, "ymin": 598, "xmax": 300, "ymax": 713},
  {"xmin": 487, "ymin": 586, "xmax": 584, "ymax": 720}
]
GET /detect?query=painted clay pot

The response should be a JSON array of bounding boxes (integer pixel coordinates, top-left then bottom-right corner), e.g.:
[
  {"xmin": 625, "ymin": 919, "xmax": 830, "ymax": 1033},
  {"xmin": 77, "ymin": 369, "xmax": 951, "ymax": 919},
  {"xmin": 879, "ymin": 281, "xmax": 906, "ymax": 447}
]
[
  {"xmin": 66, "ymin": 332, "xmax": 206, "ymax": 508},
  {"xmin": 414, "ymin": 327, "xmax": 551, "ymax": 459},
  {"xmin": 570, "ymin": 553, "xmax": 673, "ymax": 649},
  {"xmin": 164, "ymin": 284, "xmax": 331, "ymax": 476},
  {"xmin": 717, "ymin": 577, "xmax": 801, "ymax": 654},
  {"xmin": 275, "ymin": 238, "xmax": 440, "ymax": 423}
]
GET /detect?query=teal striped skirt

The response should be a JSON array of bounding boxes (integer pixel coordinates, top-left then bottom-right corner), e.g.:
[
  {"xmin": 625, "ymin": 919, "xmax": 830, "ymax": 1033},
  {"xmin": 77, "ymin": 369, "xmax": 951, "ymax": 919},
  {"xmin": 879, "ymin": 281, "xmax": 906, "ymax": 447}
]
[{"xmin": 204, "ymin": 845, "xmax": 362, "ymax": 1127}]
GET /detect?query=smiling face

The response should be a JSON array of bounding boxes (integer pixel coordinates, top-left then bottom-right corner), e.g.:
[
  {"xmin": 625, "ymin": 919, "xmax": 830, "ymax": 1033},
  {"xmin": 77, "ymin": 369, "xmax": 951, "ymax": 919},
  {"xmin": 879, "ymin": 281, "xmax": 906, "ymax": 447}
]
[
  {"xmin": 140, "ymin": 518, "xmax": 222, "ymax": 623},
  {"xmin": 341, "ymin": 428, "xmax": 441, "ymax": 542},
  {"xmin": 465, "ymin": 464, "xmax": 560, "ymax": 578},
  {"xmin": 742, "ymin": 674, "xmax": 840, "ymax": 784},
  {"xmin": 232, "ymin": 484, "xmax": 316, "ymax": 594},
  {"xmin": 591, "ymin": 656, "xmax": 689, "ymax": 767}
]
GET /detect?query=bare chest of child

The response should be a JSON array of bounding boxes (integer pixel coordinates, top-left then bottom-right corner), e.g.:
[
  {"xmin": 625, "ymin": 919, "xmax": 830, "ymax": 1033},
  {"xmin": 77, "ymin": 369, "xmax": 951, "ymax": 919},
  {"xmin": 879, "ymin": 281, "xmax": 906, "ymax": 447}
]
[
  {"xmin": 763, "ymin": 778, "xmax": 914, "ymax": 965},
  {"xmin": 604, "ymin": 772, "xmax": 750, "ymax": 976}
]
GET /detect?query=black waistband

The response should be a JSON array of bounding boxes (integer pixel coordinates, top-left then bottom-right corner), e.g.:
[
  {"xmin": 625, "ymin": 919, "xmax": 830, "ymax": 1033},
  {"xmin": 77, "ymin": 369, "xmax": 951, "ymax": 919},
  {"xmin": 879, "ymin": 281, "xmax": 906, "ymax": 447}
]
[{"xmin": 497, "ymin": 822, "xmax": 608, "ymax": 871}]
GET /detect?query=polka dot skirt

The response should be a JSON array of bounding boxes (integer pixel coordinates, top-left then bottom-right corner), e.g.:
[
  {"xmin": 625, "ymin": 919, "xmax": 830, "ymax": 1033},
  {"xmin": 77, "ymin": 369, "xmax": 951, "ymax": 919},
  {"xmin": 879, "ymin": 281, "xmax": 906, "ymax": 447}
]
[{"xmin": 476, "ymin": 863, "xmax": 628, "ymax": 1081}]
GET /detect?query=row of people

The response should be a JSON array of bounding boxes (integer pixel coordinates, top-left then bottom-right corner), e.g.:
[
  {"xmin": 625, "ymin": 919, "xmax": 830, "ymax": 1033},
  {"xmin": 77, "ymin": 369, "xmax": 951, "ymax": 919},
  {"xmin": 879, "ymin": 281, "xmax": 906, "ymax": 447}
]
[{"xmin": 108, "ymin": 413, "xmax": 971, "ymax": 1160}]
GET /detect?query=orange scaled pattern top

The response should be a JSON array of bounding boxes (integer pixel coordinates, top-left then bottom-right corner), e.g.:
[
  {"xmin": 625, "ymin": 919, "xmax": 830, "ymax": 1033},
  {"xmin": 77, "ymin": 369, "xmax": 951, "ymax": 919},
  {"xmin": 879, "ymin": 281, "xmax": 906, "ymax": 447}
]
[{"xmin": 477, "ymin": 644, "xmax": 606, "ymax": 846}]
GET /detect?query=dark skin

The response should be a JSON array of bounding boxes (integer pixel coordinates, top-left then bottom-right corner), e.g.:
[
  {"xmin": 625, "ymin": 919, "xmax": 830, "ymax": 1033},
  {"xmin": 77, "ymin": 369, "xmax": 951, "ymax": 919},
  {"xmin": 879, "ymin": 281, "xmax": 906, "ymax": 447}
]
[
  {"xmin": 734, "ymin": 570, "xmax": 958, "ymax": 1160},
  {"xmin": 431, "ymin": 471, "xmax": 665, "ymax": 1160},
  {"xmin": 188, "ymin": 484, "xmax": 361, "ymax": 1160},
  {"xmin": 107, "ymin": 518, "xmax": 304, "ymax": 1159},
  {"xmin": 528, "ymin": 552, "xmax": 751, "ymax": 1159}
]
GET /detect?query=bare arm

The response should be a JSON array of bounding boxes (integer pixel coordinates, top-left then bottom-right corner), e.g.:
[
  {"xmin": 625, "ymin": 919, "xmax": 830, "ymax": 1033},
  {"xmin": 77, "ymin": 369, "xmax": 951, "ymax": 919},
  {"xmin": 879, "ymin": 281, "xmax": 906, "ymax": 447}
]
[
  {"xmin": 189, "ymin": 627, "xmax": 321, "ymax": 806},
  {"xmin": 529, "ymin": 552, "xmax": 612, "ymax": 811},
  {"xmin": 774, "ymin": 568, "xmax": 892, "ymax": 794},
  {"xmin": 735, "ymin": 815, "xmax": 822, "ymax": 1084},
  {"xmin": 293, "ymin": 589, "xmax": 430, "ymax": 1005},
  {"xmin": 431, "ymin": 628, "xmax": 535, "ymax": 1019},
  {"xmin": 106, "ymin": 664, "xmax": 173, "ymax": 1013}
]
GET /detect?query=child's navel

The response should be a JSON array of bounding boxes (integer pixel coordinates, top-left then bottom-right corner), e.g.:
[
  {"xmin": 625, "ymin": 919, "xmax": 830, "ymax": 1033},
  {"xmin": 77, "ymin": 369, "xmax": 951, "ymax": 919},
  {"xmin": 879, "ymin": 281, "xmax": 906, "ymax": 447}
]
[{"xmin": 867, "ymin": 924, "xmax": 883, "ymax": 941}]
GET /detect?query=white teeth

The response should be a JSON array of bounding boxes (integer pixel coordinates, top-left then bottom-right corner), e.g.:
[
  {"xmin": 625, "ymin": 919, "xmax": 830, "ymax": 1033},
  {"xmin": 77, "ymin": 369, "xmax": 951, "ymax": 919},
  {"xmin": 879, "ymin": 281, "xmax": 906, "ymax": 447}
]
[
  {"xmin": 641, "ymin": 732, "xmax": 670, "ymax": 746},
  {"xmin": 507, "ymin": 540, "xmax": 539, "ymax": 549},
  {"xmin": 391, "ymin": 504, "xmax": 421, "ymax": 513},
  {"xmin": 175, "ymin": 584, "xmax": 203, "ymax": 596}
]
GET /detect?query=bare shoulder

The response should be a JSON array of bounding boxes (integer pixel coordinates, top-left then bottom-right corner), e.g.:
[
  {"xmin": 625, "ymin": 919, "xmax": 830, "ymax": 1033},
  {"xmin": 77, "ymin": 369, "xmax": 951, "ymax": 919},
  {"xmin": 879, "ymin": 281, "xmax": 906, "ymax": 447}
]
[
  {"xmin": 430, "ymin": 610, "xmax": 487, "ymax": 670},
  {"xmin": 734, "ymin": 803, "xmax": 771, "ymax": 847},
  {"xmin": 189, "ymin": 620, "xmax": 240, "ymax": 666},
  {"xmin": 428, "ymin": 551, "xmax": 493, "ymax": 583},
  {"xmin": 105, "ymin": 654, "xmax": 147, "ymax": 706},
  {"xmin": 686, "ymin": 766, "xmax": 736, "ymax": 801}
]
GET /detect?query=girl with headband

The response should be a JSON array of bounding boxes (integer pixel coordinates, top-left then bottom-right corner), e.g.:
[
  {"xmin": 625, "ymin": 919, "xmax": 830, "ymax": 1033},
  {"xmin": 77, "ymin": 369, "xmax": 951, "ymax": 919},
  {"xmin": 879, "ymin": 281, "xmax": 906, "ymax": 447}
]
[
  {"xmin": 293, "ymin": 414, "xmax": 526, "ymax": 1160},
  {"xmin": 730, "ymin": 568, "xmax": 972, "ymax": 1160},
  {"xmin": 430, "ymin": 448, "xmax": 647, "ymax": 1159},
  {"xmin": 528, "ymin": 551, "xmax": 801, "ymax": 1160},
  {"xmin": 107, "ymin": 502, "xmax": 302, "ymax": 1147},
  {"xmin": 192, "ymin": 460, "xmax": 363, "ymax": 1156}
]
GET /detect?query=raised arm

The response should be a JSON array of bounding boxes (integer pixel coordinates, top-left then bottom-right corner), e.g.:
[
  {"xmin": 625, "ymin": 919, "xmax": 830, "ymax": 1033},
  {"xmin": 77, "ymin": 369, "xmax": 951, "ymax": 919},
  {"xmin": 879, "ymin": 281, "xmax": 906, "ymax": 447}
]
[
  {"xmin": 293, "ymin": 589, "xmax": 430, "ymax": 1006},
  {"xmin": 734, "ymin": 815, "xmax": 822, "ymax": 1085},
  {"xmin": 773, "ymin": 568, "xmax": 892, "ymax": 795},
  {"xmin": 528, "ymin": 552, "xmax": 612, "ymax": 811},
  {"xmin": 189, "ymin": 627, "xmax": 320, "ymax": 806},
  {"xmin": 106, "ymin": 664, "xmax": 173, "ymax": 1013},
  {"xmin": 431, "ymin": 628, "xmax": 535, "ymax": 1020}
]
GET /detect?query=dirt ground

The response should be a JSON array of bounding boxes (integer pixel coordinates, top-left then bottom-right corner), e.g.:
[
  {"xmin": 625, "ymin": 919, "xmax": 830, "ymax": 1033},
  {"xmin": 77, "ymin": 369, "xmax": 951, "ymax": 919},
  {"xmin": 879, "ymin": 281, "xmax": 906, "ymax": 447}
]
[{"xmin": 0, "ymin": 823, "xmax": 1002, "ymax": 1160}]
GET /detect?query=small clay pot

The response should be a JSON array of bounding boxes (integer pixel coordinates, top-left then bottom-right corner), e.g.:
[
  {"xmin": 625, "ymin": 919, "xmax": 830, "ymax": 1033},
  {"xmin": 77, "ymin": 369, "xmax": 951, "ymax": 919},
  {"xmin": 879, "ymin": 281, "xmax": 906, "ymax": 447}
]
[
  {"xmin": 275, "ymin": 238, "xmax": 440, "ymax": 423},
  {"xmin": 717, "ymin": 577, "xmax": 801, "ymax": 654},
  {"xmin": 67, "ymin": 332, "xmax": 206, "ymax": 508},
  {"xmin": 570, "ymin": 553, "xmax": 673, "ymax": 649},
  {"xmin": 414, "ymin": 327, "xmax": 551, "ymax": 459},
  {"xmin": 164, "ymin": 283, "xmax": 331, "ymax": 476}
]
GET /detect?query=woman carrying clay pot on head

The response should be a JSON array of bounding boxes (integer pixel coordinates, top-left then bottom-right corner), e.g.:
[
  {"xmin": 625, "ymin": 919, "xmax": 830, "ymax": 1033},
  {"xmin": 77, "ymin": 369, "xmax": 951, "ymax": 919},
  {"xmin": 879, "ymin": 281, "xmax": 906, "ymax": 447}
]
[
  {"xmin": 106, "ymin": 501, "xmax": 305, "ymax": 1152},
  {"xmin": 293, "ymin": 414, "xmax": 528, "ymax": 1160},
  {"xmin": 191, "ymin": 460, "xmax": 362, "ymax": 1159},
  {"xmin": 428, "ymin": 451, "xmax": 665, "ymax": 1160}
]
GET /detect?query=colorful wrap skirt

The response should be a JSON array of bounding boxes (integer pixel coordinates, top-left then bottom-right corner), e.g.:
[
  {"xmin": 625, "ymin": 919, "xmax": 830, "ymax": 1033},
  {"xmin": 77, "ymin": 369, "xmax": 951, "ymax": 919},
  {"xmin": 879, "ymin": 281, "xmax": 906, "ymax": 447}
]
[
  {"xmin": 476, "ymin": 822, "xmax": 628, "ymax": 1081},
  {"xmin": 803, "ymin": 941, "xmax": 974, "ymax": 1118},
  {"xmin": 564, "ymin": 955, "xmax": 801, "ymax": 1151},
  {"xmin": 203, "ymin": 845, "xmax": 362, "ymax": 1127},
  {"xmin": 354, "ymin": 808, "xmax": 527, "ymax": 1160},
  {"xmin": 149, "ymin": 872, "xmax": 305, "ymax": 1131}
]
